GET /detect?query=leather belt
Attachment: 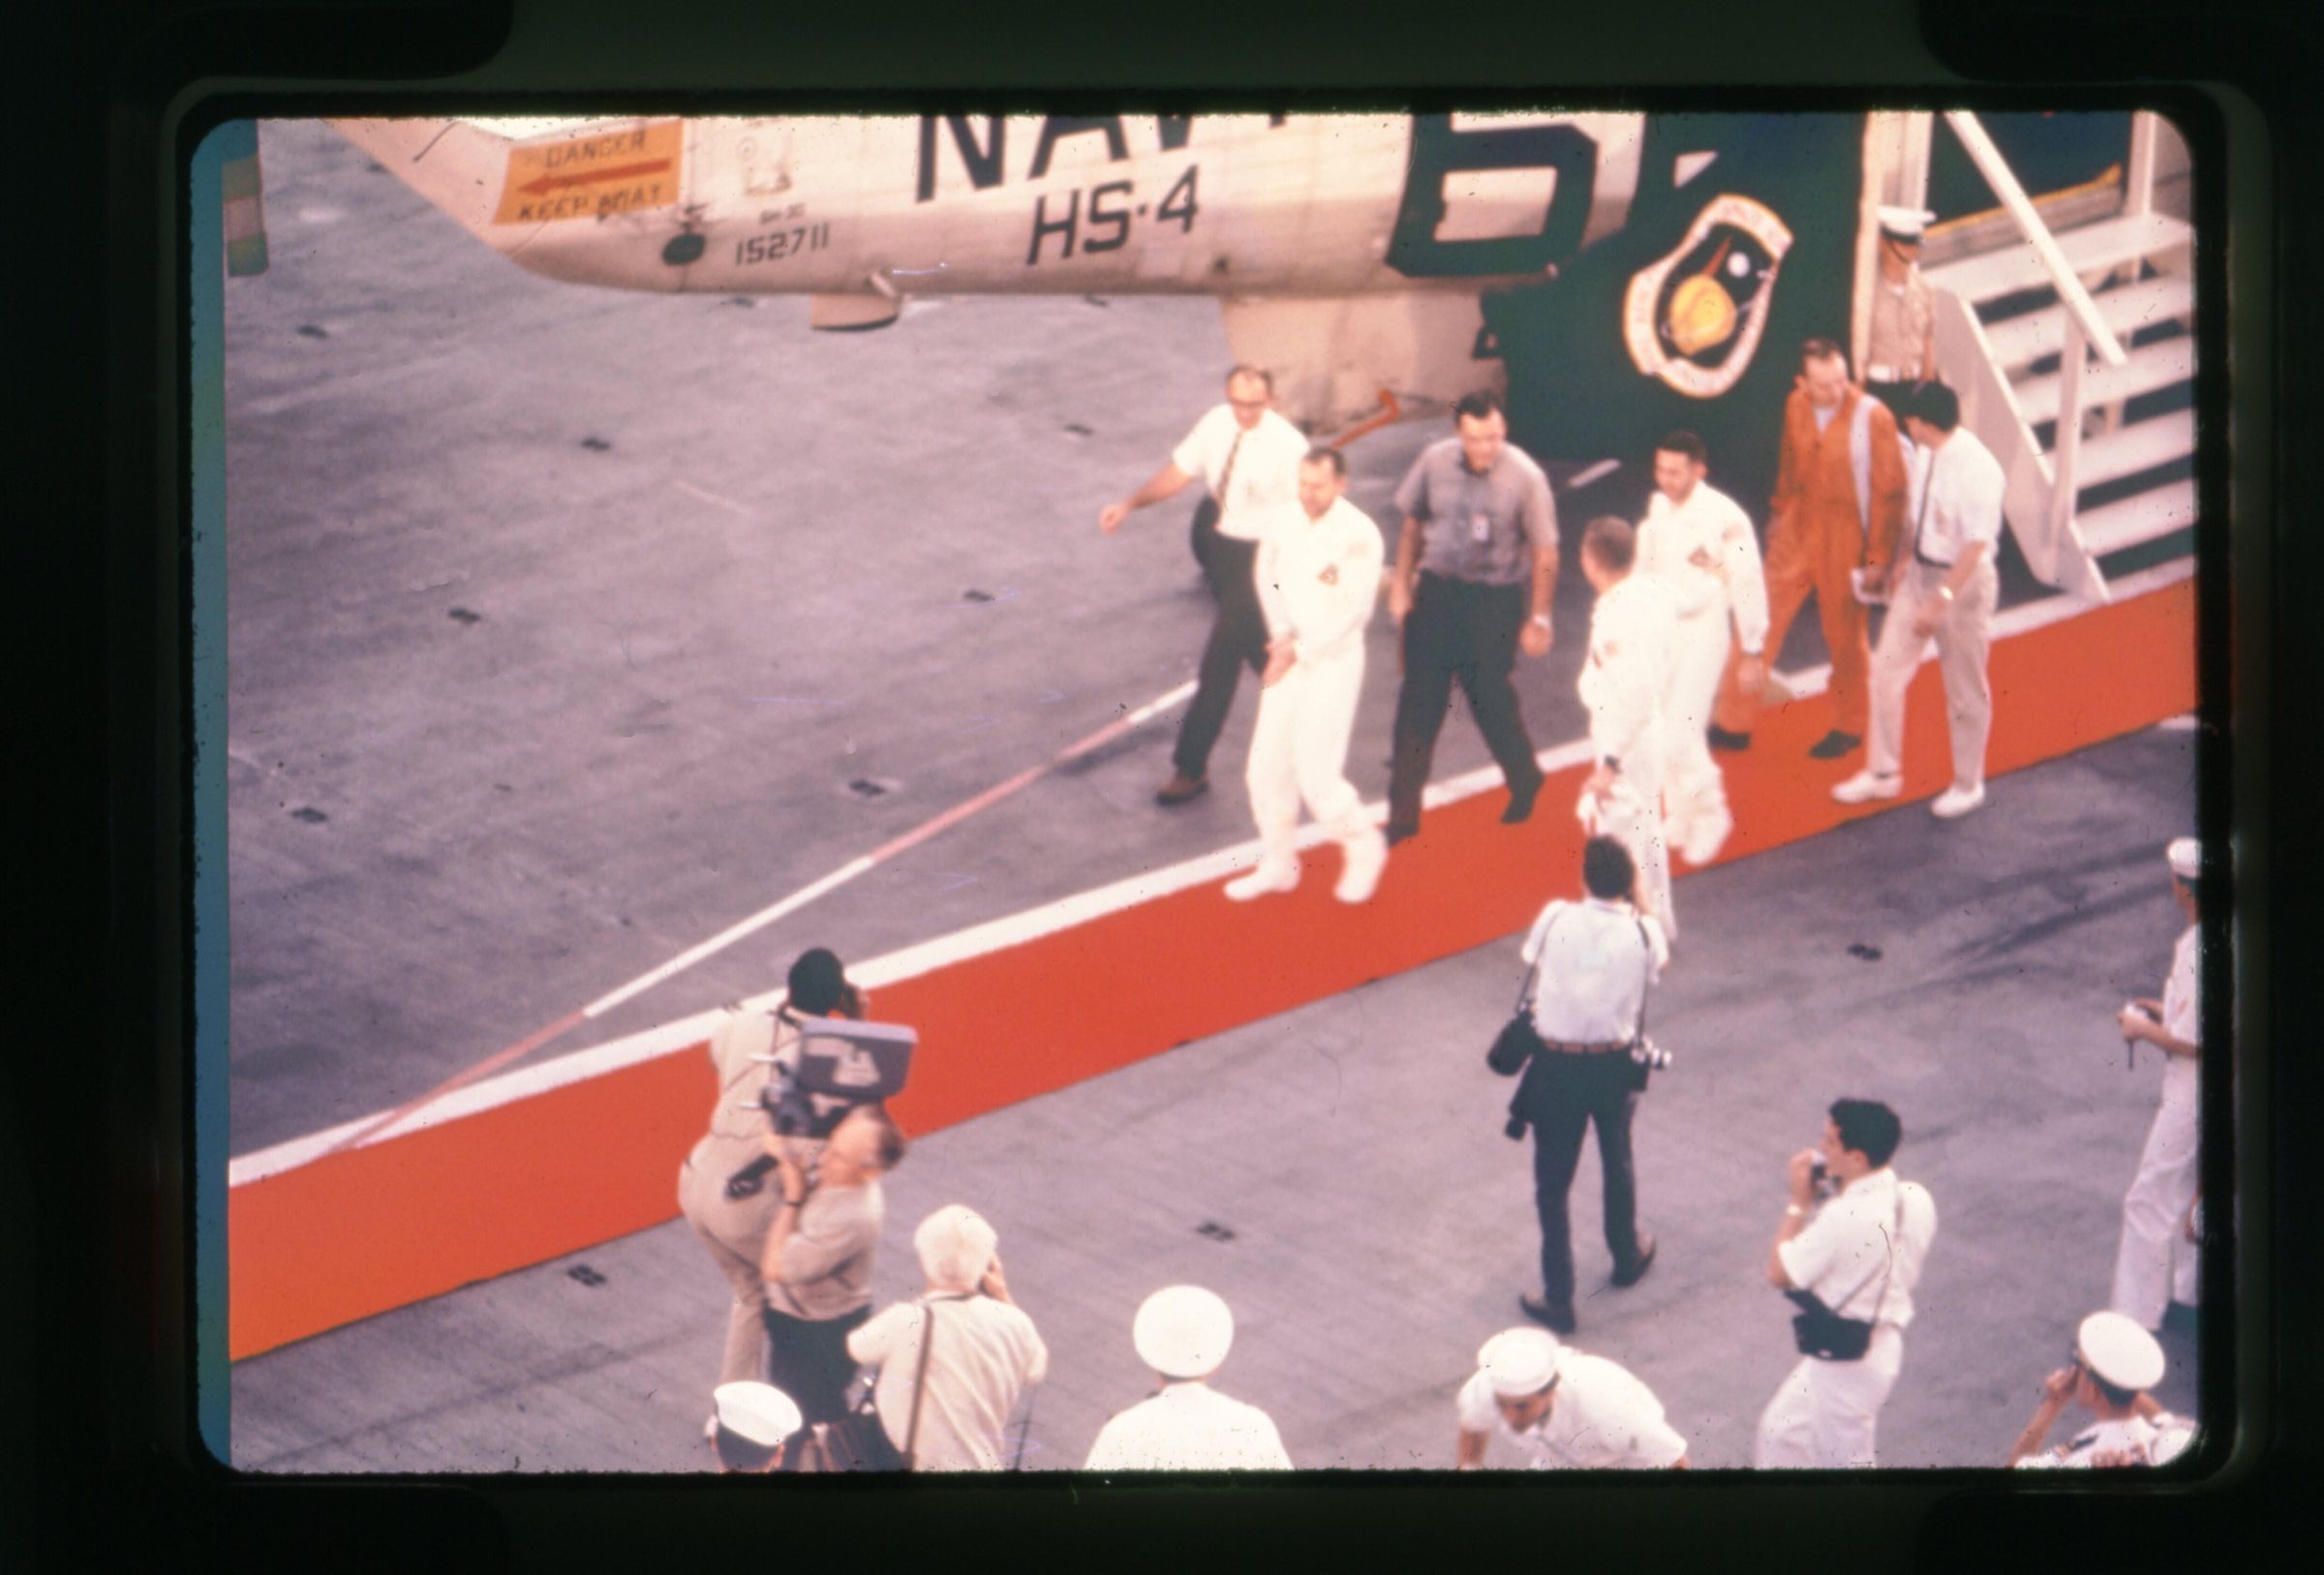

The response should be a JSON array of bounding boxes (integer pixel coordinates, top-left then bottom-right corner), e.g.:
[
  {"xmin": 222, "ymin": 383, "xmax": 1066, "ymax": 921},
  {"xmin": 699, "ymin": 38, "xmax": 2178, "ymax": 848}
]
[{"xmin": 1537, "ymin": 1038, "xmax": 1633, "ymax": 1054}]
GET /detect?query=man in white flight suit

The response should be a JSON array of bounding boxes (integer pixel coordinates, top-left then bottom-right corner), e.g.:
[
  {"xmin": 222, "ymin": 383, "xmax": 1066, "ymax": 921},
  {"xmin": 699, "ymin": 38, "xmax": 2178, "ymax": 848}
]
[
  {"xmin": 2110, "ymin": 836, "xmax": 2208, "ymax": 1332},
  {"xmin": 1224, "ymin": 446, "xmax": 1390, "ymax": 905},
  {"xmin": 1575, "ymin": 515, "xmax": 1681, "ymax": 941},
  {"xmin": 2007, "ymin": 1311, "xmax": 2196, "ymax": 1469},
  {"xmin": 1634, "ymin": 430, "xmax": 1768, "ymax": 867},
  {"xmin": 1084, "ymin": 1286, "xmax": 1293, "ymax": 1470}
]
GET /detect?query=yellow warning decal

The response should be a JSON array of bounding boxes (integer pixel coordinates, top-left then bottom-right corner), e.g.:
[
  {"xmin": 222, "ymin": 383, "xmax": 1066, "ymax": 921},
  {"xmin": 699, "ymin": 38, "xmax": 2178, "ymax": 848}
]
[{"xmin": 494, "ymin": 121, "xmax": 683, "ymax": 226}]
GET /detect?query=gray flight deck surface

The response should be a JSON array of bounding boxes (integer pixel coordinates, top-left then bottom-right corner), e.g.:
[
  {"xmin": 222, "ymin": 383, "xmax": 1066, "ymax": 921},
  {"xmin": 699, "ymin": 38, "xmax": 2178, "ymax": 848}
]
[{"xmin": 225, "ymin": 121, "xmax": 2204, "ymax": 1469}]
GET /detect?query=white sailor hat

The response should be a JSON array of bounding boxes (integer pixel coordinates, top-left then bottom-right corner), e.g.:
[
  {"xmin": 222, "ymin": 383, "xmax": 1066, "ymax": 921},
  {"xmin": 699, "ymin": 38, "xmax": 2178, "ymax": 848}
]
[
  {"xmin": 2166, "ymin": 836, "xmax": 2201, "ymax": 881},
  {"xmin": 713, "ymin": 1380, "xmax": 802, "ymax": 1446},
  {"xmin": 2076, "ymin": 1311, "xmax": 2166, "ymax": 1392},
  {"xmin": 1133, "ymin": 1286, "xmax": 1235, "ymax": 1378},
  {"xmin": 1877, "ymin": 204, "xmax": 1936, "ymax": 240},
  {"xmin": 1477, "ymin": 1327, "xmax": 1564, "ymax": 1396}
]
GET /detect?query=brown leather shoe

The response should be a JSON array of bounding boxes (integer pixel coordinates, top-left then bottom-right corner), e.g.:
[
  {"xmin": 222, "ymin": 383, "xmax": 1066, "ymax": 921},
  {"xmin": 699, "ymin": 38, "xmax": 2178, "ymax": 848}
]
[{"xmin": 1154, "ymin": 772, "xmax": 1209, "ymax": 805}]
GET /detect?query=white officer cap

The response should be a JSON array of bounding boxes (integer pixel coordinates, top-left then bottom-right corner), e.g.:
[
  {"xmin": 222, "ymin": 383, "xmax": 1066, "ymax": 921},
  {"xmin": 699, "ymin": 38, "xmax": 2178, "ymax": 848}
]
[
  {"xmin": 1477, "ymin": 1327, "xmax": 1564, "ymax": 1397},
  {"xmin": 914, "ymin": 1203, "xmax": 999, "ymax": 1291},
  {"xmin": 1877, "ymin": 204, "xmax": 1936, "ymax": 240},
  {"xmin": 713, "ymin": 1381, "xmax": 802, "ymax": 1446},
  {"xmin": 2077, "ymin": 1311, "xmax": 2166, "ymax": 1392},
  {"xmin": 1133, "ymin": 1286, "xmax": 1236, "ymax": 1378},
  {"xmin": 2166, "ymin": 836, "xmax": 2201, "ymax": 881}
]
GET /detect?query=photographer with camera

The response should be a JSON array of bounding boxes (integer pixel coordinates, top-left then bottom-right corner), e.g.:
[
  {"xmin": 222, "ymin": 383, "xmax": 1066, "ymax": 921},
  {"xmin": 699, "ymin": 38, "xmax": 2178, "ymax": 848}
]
[
  {"xmin": 677, "ymin": 946, "xmax": 870, "ymax": 1434},
  {"xmin": 846, "ymin": 1205, "xmax": 1048, "ymax": 1472},
  {"xmin": 1754, "ymin": 1099, "xmax": 1939, "ymax": 1469},
  {"xmin": 2008, "ymin": 1311, "xmax": 2195, "ymax": 1469},
  {"xmin": 1495, "ymin": 833, "xmax": 1668, "ymax": 1338}
]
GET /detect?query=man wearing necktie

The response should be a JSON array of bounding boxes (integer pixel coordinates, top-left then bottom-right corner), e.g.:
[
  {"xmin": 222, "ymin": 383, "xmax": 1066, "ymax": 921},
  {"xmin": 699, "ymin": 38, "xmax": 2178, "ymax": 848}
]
[
  {"xmin": 1101, "ymin": 366, "xmax": 1309, "ymax": 806},
  {"xmin": 1831, "ymin": 380, "xmax": 2003, "ymax": 820}
]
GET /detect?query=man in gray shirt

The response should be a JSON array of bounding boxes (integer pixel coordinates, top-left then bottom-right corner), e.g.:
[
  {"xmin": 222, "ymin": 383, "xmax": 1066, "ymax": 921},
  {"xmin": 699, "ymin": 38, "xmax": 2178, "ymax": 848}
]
[
  {"xmin": 1386, "ymin": 391, "xmax": 1560, "ymax": 842},
  {"xmin": 757, "ymin": 1101, "xmax": 905, "ymax": 1464}
]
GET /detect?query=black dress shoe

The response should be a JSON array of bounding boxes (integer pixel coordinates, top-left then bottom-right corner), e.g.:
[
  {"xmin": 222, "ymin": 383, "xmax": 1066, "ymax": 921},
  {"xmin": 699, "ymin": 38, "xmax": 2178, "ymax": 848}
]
[
  {"xmin": 1518, "ymin": 1293, "xmax": 1576, "ymax": 1335},
  {"xmin": 1706, "ymin": 724, "xmax": 1753, "ymax": 752},
  {"xmin": 1154, "ymin": 772, "xmax": 1209, "ymax": 805},
  {"xmin": 1385, "ymin": 821, "xmax": 1420, "ymax": 848},
  {"xmin": 1807, "ymin": 730, "xmax": 1862, "ymax": 760},
  {"xmin": 1500, "ymin": 779, "xmax": 1543, "ymax": 825},
  {"xmin": 1610, "ymin": 1233, "xmax": 1657, "ymax": 1288}
]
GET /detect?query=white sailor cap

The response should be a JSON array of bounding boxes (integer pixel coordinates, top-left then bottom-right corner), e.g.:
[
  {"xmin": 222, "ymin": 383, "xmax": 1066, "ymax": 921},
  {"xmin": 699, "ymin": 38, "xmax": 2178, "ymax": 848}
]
[
  {"xmin": 1133, "ymin": 1286, "xmax": 1235, "ymax": 1378},
  {"xmin": 2076, "ymin": 1311, "xmax": 2166, "ymax": 1392},
  {"xmin": 713, "ymin": 1380, "xmax": 802, "ymax": 1446},
  {"xmin": 1477, "ymin": 1327, "xmax": 1564, "ymax": 1396},
  {"xmin": 2166, "ymin": 836, "xmax": 2201, "ymax": 881},
  {"xmin": 1877, "ymin": 204, "xmax": 1936, "ymax": 240}
]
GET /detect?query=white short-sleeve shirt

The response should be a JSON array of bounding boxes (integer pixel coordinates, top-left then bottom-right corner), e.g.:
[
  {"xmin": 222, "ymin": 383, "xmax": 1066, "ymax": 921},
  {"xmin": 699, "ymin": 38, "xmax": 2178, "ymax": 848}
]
[
  {"xmin": 847, "ymin": 1293, "xmax": 1049, "ymax": 1471},
  {"xmin": 1454, "ymin": 1350, "xmax": 1688, "ymax": 1469},
  {"xmin": 1777, "ymin": 1166, "xmax": 1939, "ymax": 1327},
  {"xmin": 1903, "ymin": 426, "xmax": 2005, "ymax": 566},
  {"xmin": 2163, "ymin": 923, "xmax": 2200, "ymax": 1046},
  {"xmin": 1170, "ymin": 405, "xmax": 1307, "ymax": 542},
  {"xmin": 1519, "ymin": 897, "xmax": 1667, "ymax": 1044},
  {"xmin": 2014, "ymin": 1411, "xmax": 2195, "ymax": 1469},
  {"xmin": 1084, "ymin": 1380, "xmax": 1294, "ymax": 1471}
]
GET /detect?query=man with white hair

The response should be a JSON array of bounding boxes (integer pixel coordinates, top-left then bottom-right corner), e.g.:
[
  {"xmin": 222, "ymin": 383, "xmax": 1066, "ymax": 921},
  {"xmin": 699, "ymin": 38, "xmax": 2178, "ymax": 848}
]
[
  {"xmin": 847, "ymin": 1204, "xmax": 1048, "ymax": 1471},
  {"xmin": 708, "ymin": 1381, "xmax": 801, "ymax": 1473},
  {"xmin": 1084, "ymin": 1285, "xmax": 1293, "ymax": 1470},
  {"xmin": 2110, "ymin": 836, "xmax": 2211, "ymax": 1333},
  {"xmin": 1453, "ymin": 1326, "xmax": 1689, "ymax": 1469},
  {"xmin": 2009, "ymin": 1312, "xmax": 2196, "ymax": 1468}
]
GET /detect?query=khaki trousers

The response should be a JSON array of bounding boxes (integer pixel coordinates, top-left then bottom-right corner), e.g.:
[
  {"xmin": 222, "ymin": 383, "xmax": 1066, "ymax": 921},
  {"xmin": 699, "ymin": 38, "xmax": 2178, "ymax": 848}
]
[
  {"xmin": 678, "ymin": 1155, "xmax": 778, "ymax": 1388},
  {"xmin": 1866, "ymin": 559, "xmax": 1999, "ymax": 789}
]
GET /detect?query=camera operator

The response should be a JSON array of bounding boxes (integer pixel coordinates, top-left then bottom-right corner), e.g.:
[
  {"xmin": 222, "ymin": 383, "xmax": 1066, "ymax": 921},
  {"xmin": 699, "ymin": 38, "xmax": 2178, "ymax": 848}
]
[
  {"xmin": 2008, "ymin": 1312, "xmax": 2195, "ymax": 1469},
  {"xmin": 676, "ymin": 946, "xmax": 869, "ymax": 1434},
  {"xmin": 1502, "ymin": 833, "xmax": 1668, "ymax": 1338},
  {"xmin": 847, "ymin": 1205, "xmax": 1049, "ymax": 1471},
  {"xmin": 756, "ymin": 1099, "xmax": 907, "ymax": 1466},
  {"xmin": 1754, "ymin": 1099, "xmax": 1939, "ymax": 1469}
]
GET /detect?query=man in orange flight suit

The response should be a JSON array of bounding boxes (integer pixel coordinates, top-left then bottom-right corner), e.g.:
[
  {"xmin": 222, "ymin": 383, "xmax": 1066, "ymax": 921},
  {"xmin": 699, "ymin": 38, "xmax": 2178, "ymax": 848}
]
[{"xmin": 1710, "ymin": 338, "xmax": 1907, "ymax": 760}]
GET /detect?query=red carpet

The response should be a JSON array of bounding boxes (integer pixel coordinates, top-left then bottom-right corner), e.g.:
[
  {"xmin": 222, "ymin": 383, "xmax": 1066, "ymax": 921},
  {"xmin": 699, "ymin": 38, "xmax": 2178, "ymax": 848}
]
[{"xmin": 228, "ymin": 579, "xmax": 2196, "ymax": 1358}]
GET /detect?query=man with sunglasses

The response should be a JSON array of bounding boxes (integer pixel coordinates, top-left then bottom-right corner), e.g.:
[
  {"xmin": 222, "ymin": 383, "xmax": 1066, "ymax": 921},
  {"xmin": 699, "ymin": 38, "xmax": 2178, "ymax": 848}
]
[{"xmin": 2009, "ymin": 1312, "xmax": 2196, "ymax": 1468}]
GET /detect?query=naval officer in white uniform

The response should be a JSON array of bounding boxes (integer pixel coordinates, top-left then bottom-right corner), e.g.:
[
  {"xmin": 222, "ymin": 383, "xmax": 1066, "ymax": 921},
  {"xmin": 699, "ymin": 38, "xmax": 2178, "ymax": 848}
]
[
  {"xmin": 2110, "ymin": 836, "xmax": 2208, "ymax": 1331},
  {"xmin": 1225, "ymin": 446, "xmax": 1390, "ymax": 904},
  {"xmin": 1634, "ymin": 430, "xmax": 1768, "ymax": 867},
  {"xmin": 1575, "ymin": 515, "xmax": 1681, "ymax": 941},
  {"xmin": 1084, "ymin": 1286, "xmax": 1292, "ymax": 1470},
  {"xmin": 2008, "ymin": 1312, "xmax": 2196, "ymax": 1468},
  {"xmin": 1454, "ymin": 1326, "xmax": 1689, "ymax": 1469}
]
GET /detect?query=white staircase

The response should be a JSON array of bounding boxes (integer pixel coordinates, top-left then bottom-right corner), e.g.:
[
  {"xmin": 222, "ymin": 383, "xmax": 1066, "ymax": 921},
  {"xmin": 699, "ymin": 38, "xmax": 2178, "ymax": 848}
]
[{"xmin": 1919, "ymin": 147, "xmax": 2197, "ymax": 602}]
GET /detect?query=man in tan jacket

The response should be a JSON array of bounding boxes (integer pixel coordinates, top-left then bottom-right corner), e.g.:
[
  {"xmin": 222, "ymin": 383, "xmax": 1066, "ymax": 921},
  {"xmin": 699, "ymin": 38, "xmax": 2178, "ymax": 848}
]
[{"xmin": 1711, "ymin": 338, "xmax": 1906, "ymax": 760}]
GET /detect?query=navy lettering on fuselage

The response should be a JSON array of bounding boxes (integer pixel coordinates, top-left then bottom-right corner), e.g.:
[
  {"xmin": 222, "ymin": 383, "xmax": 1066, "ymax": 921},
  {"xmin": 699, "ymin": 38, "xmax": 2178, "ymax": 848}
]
[{"xmin": 915, "ymin": 114, "xmax": 1286, "ymax": 202}]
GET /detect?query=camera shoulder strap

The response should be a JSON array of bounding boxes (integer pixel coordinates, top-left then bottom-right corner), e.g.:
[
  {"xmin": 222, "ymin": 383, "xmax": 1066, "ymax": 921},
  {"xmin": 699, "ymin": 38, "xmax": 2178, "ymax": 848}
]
[
  {"xmin": 902, "ymin": 1298, "xmax": 941, "ymax": 1468},
  {"xmin": 1631, "ymin": 917, "xmax": 1654, "ymax": 1045}
]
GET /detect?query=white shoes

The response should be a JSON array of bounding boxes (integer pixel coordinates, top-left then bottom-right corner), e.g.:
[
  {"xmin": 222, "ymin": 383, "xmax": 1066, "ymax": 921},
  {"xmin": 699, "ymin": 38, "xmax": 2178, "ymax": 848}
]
[
  {"xmin": 1225, "ymin": 860, "xmax": 1300, "ymax": 901},
  {"xmin": 1333, "ymin": 830, "xmax": 1389, "ymax": 904},
  {"xmin": 1930, "ymin": 782, "xmax": 1986, "ymax": 819},
  {"xmin": 1831, "ymin": 769, "xmax": 1903, "ymax": 804}
]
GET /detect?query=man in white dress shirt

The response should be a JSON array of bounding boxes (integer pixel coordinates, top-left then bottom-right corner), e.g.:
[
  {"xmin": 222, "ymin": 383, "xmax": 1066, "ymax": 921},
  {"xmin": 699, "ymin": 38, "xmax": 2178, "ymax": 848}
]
[
  {"xmin": 1453, "ymin": 1326, "xmax": 1689, "ymax": 1469},
  {"xmin": 1634, "ymin": 430, "xmax": 1768, "ymax": 866},
  {"xmin": 1101, "ymin": 365, "xmax": 1309, "ymax": 805},
  {"xmin": 2008, "ymin": 1311, "xmax": 2196, "ymax": 1469},
  {"xmin": 1756, "ymin": 1098, "xmax": 1940, "ymax": 1469},
  {"xmin": 1575, "ymin": 515, "xmax": 1682, "ymax": 940},
  {"xmin": 1084, "ymin": 1286, "xmax": 1292, "ymax": 1470},
  {"xmin": 2110, "ymin": 836, "xmax": 2209, "ymax": 1332},
  {"xmin": 1833, "ymin": 380, "xmax": 2004, "ymax": 819},
  {"xmin": 1225, "ymin": 447, "xmax": 1389, "ymax": 904}
]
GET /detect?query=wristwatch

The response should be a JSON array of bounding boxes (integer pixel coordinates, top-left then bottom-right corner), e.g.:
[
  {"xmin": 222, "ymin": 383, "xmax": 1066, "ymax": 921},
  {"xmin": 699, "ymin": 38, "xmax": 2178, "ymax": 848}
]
[
  {"xmin": 1530, "ymin": 613, "xmax": 1551, "ymax": 629},
  {"xmin": 1601, "ymin": 754, "xmax": 1621, "ymax": 772}
]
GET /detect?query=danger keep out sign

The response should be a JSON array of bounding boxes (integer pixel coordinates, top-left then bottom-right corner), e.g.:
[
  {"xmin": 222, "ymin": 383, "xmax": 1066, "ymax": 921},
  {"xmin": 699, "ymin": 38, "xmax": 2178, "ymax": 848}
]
[{"xmin": 494, "ymin": 121, "xmax": 684, "ymax": 225}]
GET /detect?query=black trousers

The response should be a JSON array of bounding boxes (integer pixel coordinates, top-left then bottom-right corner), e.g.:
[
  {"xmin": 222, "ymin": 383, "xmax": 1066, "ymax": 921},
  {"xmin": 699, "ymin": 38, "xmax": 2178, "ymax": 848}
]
[
  {"xmin": 763, "ymin": 1302, "xmax": 871, "ymax": 1449},
  {"xmin": 1387, "ymin": 572, "xmax": 1543, "ymax": 832},
  {"xmin": 1172, "ymin": 509, "xmax": 1269, "ymax": 780},
  {"xmin": 1864, "ymin": 379, "xmax": 1915, "ymax": 416},
  {"xmin": 1515, "ymin": 1049, "xmax": 1648, "ymax": 1310}
]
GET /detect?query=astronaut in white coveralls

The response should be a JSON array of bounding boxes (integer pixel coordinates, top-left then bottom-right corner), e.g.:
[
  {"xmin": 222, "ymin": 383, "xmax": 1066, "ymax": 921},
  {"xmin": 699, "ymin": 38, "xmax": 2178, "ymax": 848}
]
[
  {"xmin": 1225, "ymin": 446, "xmax": 1390, "ymax": 905},
  {"xmin": 1575, "ymin": 515, "xmax": 1681, "ymax": 941},
  {"xmin": 1634, "ymin": 431, "xmax": 1768, "ymax": 867}
]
